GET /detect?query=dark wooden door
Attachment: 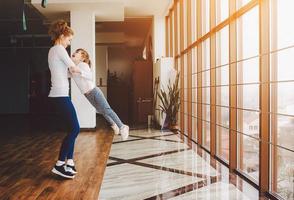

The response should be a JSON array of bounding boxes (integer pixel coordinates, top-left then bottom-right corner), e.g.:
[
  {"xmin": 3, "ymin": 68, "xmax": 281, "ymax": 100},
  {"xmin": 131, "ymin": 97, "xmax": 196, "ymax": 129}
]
[{"xmin": 132, "ymin": 60, "xmax": 153, "ymax": 124}]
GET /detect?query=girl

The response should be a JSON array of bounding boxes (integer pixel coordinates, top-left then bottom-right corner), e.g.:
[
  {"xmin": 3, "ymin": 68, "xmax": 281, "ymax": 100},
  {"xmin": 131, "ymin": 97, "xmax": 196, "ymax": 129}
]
[
  {"xmin": 48, "ymin": 20, "xmax": 79, "ymax": 179},
  {"xmin": 69, "ymin": 48, "xmax": 129, "ymax": 140}
]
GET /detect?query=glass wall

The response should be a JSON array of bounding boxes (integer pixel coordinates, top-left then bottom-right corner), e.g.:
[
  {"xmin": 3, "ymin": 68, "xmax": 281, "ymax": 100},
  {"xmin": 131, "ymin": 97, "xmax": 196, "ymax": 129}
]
[
  {"xmin": 216, "ymin": 25, "xmax": 230, "ymax": 162},
  {"xmin": 270, "ymin": 0, "xmax": 294, "ymax": 199},
  {"xmin": 202, "ymin": 38, "xmax": 210, "ymax": 150},
  {"xmin": 236, "ymin": 6, "xmax": 260, "ymax": 182},
  {"xmin": 165, "ymin": 0, "xmax": 294, "ymax": 198}
]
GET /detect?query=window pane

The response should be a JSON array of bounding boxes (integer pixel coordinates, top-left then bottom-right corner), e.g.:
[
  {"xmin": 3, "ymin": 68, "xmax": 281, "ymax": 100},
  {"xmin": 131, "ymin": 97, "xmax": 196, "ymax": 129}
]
[
  {"xmin": 177, "ymin": 2, "xmax": 180, "ymax": 52},
  {"xmin": 192, "ymin": 48, "xmax": 197, "ymax": 74},
  {"xmin": 271, "ymin": 82, "xmax": 294, "ymax": 116},
  {"xmin": 270, "ymin": 0, "xmax": 294, "ymax": 50},
  {"xmin": 238, "ymin": 133, "xmax": 260, "ymax": 181},
  {"xmin": 216, "ymin": 106, "xmax": 229, "ymax": 128},
  {"xmin": 202, "ymin": 87, "xmax": 210, "ymax": 105},
  {"xmin": 237, "ymin": 84, "xmax": 259, "ymax": 110},
  {"xmin": 271, "ymin": 114, "xmax": 294, "ymax": 153},
  {"xmin": 237, "ymin": 109, "xmax": 260, "ymax": 182},
  {"xmin": 237, "ymin": 58, "xmax": 259, "ymax": 84},
  {"xmin": 203, "ymin": 39, "xmax": 210, "ymax": 70},
  {"xmin": 216, "ymin": 86, "xmax": 229, "ymax": 106},
  {"xmin": 216, "ymin": 126, "xmax": 230, "ymax": 161},
  {"xmin": 237, "ymin": 6, "xmax": 259, "ymax": 59},
  {"xmin": 216, "ymin": 26, "xmax": 229, "ymax": 66},
  {"xmin": 192, "ymin": 103, "xmax": 197, "ymax": 141},
  {"xmin": 271, "ymin": 48, "xmax": 294, "ymax": 82},
  {"xmin": 201, "ymin": 0, "xmax": 210, "ymax": 35},
  {"xmin": 191, "ymin": 0, "xmax": 197, "ymax": 42},
  {"xmin": 237, "ymin": 0, "xmax": 252, "ymax": 9},
  {"xmin": 203, "ymin": 101, "xmax": 210, "ymax": 150},
  {"xmin": 237, "ymin": 109, "xmax": 259, "ymax": 139},
  {"xmin": 202, "ymin": 71, "xmax": 210, "ymax": 87},
  {"xmin": 270, "ymin": 145, "xmax": 294, "ymax": 200},
  {"xmin": 183, "ymin": 0, "xmax": 187, "ymax": 49},
  {"xmin": 203, "ymin": 104, "xmax": 210, "ymax": 122},
  {"xmin": 216, "ymin": 65, "xmax": 229, "ymax": 86},
  {"xmin": 203, "ymin": 121, "xmax": 210, "ymax": 150},
  {"xmin": 216, "ymin": 0, "xmax": 229, "ymax": 24}
]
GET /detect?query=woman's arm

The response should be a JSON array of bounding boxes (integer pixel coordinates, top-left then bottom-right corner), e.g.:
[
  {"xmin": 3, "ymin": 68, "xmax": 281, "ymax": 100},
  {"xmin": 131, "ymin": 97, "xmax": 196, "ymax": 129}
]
[{"xmin": 58, "ymin": 46, "xmax": 76, "ymax": 68}]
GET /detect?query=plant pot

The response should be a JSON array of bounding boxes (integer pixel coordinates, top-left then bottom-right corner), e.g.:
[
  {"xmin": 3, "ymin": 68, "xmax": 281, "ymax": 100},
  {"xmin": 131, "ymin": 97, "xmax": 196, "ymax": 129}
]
[
  {"xmin": 168, "ymin": 124, "xmax": 179, "ymax": 131},
  {"xmin": 161, "ymin": 115, "xmax": 170, "ymax": 130}
]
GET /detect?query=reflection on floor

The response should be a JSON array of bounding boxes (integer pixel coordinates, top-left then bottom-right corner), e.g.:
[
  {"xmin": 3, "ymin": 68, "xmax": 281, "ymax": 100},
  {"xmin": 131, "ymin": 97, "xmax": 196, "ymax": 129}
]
[
  {"xmin": 99, "ymin": 129, "xmax": 263, "ymax": 200},
  {"xmin": 0, "ymin": 126, "xmax": 267, "ymax": 200}
]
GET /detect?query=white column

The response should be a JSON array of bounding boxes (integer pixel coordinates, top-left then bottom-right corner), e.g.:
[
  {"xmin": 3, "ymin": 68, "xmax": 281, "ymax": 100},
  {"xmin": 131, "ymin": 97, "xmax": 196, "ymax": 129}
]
[
  {"xmin": 152, "ymin": 15, "xmax": 166, "ymax": 63},
  {"xmin": 96, "ymin": 46, "xmax": 108, "ymax": 97},
  {"xmin": 70, "ymin": 9, "xmax": 96, "ymax": 128}
]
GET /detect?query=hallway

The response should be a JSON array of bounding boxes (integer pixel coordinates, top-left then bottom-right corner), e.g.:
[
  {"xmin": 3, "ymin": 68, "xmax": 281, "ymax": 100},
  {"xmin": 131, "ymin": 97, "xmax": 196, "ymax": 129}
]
[
  {"xmin": 99, "ymin": 129, "xmax": 261, "ymax": 200},
  {"xmin": 1, "ymin": 0, "xmax": 293, "ymax": 199}
]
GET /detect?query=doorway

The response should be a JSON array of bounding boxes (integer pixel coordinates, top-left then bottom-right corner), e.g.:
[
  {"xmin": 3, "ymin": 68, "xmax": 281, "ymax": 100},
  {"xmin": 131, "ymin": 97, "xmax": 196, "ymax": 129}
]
[{"xmin": 95, "ymin": 18, "xmax": 153, "ymax": 126}]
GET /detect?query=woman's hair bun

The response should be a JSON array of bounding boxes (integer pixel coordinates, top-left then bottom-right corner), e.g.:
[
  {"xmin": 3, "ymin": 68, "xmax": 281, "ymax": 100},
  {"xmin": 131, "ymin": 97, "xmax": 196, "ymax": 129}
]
[{"xmin": 48, "ymin": 19, "xmax": 74, "ymax": 42}]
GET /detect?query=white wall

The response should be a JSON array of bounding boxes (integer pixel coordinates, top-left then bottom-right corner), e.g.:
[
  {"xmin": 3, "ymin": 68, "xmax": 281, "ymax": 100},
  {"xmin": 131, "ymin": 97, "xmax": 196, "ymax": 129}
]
[
  {"xmin": 152, "ymin": 15, "xmax": 166, "ymax": 63},
  {"xmin": 96, "ymin": 46, "xmax": 108, "ymax": 97},
  {"xmin": 152, "ymin": 15, "xmax": 172, "ymax": 127},
  {"xmin": 70, "ymin": 9, "xmax": 96, "ymax": 128}
]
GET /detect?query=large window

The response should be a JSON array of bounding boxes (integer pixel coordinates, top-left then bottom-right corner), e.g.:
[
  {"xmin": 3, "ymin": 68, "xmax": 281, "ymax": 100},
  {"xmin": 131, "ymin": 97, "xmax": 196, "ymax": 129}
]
[
  {"xmin": 192, "ymin": 47, "xmax": 197, "ymax": 141},
  {"xmin": 166, "ymin": 0, "xmax": 294, "ymax": 199},
  {"xmin": 270, "ymin": 0, "xmax": 294, "ymax": 199},
  {"xmin": 216, "ymin": 0, "xmax": 229, "ymax": 25},
  {"xmin": 216, "ymin": 26, "xmax": 229, "ymax": 162},
  {"xmin": 237, "ymin": 6, "xmax": 260, "ymax": 183},
  {"xmin": 184, "ymin": 54, "xmax": 189, "ymax": 135},
  {"xmin": 202, "ymin": 39, "xmax": 210, "ymax": 150},
  {"xmin": 201, "ymin": 0, "xmax": 210, "ymax": 36}
]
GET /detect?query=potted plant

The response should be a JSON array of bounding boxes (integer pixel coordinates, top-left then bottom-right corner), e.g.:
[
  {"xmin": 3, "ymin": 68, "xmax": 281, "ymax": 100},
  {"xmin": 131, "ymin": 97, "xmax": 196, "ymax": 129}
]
[{"xmin": 157, "ymin": 72, "xmax": 180, "ymax": 130}]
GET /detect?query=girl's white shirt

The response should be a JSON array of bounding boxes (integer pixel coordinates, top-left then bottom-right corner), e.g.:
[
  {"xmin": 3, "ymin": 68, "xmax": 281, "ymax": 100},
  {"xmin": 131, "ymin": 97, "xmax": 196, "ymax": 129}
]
[{"xmin": 71, "ymin": 62, "xmax": 95, "ymax": 94}]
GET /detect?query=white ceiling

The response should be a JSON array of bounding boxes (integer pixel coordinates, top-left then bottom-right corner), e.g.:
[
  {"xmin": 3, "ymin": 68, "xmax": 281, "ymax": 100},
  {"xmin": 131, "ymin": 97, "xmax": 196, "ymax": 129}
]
[{"xmin": 31, "ymin": 0, "xmax": 172, "ymax": 21}]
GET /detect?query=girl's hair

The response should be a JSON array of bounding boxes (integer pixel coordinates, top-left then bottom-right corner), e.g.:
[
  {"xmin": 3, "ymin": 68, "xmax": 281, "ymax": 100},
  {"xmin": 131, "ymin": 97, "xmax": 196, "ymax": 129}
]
[
  {"xmin": 76, "ymin": 48, "xmax": 91, "ymax": 67},
  {"xmin": 48, "ymin": 19, "xmax": 74, "ymax": 42}
]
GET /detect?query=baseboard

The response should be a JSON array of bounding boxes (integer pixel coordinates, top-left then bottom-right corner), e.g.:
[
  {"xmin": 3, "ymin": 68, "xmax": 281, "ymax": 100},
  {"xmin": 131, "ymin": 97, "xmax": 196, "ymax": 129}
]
[{"xmin": 80, "ymin": 127, "xmax": 97, "ymax": 132}]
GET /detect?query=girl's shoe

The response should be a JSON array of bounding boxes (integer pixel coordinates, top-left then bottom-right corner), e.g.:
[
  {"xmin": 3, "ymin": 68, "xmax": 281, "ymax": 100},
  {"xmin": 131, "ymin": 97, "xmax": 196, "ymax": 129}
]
[
  {"xmin": 111, "ymin": 124, "xmax": 120, "ymax": 135},
  {"xmin": 120, "ymin": 125, "xmax": 129, "ymax": 141}
]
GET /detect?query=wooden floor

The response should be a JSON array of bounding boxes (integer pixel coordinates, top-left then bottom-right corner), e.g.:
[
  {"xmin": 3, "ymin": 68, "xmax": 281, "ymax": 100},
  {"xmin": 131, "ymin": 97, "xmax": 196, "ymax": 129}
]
[{"xmin": 0, "ymin": 121, "xmax": 113, "ymax": 200}]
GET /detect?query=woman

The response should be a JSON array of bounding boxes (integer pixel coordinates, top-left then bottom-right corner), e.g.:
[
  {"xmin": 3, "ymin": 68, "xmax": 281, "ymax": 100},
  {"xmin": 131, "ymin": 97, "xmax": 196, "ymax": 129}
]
[
  {"xmin": 48, "ymin": 20, "xmax": 80, "ymax": 179},
  {"xmin": 69, "ymin": 48, "xmax": 129, "ymax": 140}
]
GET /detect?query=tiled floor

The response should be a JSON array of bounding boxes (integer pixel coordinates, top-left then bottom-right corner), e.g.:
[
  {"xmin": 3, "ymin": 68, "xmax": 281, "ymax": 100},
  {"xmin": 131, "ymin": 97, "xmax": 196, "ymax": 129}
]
[{"xmin": 99, "ymin": 129, "xmax": 262, "ymax": 200}]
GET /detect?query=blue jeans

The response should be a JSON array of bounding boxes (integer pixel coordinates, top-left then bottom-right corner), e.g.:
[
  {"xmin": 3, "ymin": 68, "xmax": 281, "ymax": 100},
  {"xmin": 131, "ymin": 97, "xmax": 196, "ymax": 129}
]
[
  {"xmin": 50, "ymin": 97, "xmax": 80, "ymax": 161},
  {"xmin": 85, "ymin": 87, "xmax": 123, "ymax": 128}
]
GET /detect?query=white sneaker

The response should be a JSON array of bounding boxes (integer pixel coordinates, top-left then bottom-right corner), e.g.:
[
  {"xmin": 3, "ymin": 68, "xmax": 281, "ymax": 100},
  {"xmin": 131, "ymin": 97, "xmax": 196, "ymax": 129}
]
[
  {"xmin": 111, "ymin": 124, "xmax": 120, "ymax": 135},
  {"xmin": 66, "ymin": 165, "xmax": 77, "ymax": 175},
  {"xmin": 120, "ymin": 125, "xmax": 129, "ymax": 141}
]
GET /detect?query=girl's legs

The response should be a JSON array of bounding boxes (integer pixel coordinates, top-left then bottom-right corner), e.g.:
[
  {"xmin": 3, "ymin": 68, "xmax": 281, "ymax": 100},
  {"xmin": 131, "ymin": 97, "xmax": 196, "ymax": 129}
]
[{"xmin": 85, "ymin": 87, "xmax": 124, "ymax": 128}]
